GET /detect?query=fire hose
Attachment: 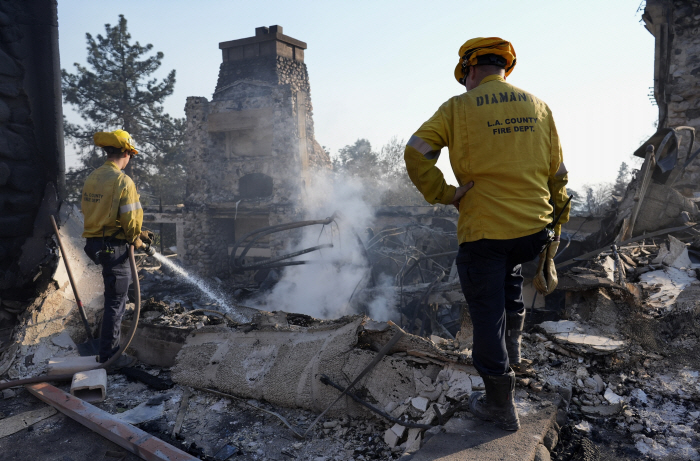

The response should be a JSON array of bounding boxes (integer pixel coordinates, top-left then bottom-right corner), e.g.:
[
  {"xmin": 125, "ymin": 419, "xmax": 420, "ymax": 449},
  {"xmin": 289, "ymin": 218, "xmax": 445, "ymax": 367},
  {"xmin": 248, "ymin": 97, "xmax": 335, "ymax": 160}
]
[{"xmin": 0, "ymin": 243, "xmax": 142, "ymax": 391}]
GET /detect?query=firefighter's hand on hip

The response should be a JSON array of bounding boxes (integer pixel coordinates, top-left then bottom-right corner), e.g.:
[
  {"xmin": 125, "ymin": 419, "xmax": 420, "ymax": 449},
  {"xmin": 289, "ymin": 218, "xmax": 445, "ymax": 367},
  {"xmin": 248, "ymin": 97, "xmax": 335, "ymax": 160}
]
[{"xmin": 452, "ymin": 181, "xmax": 474, "ymax": 210}]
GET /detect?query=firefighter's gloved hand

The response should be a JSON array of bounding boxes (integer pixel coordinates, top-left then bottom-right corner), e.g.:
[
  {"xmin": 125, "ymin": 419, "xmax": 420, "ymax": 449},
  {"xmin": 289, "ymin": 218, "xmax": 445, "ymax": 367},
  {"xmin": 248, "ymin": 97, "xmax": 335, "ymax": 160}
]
[
  {"xmin": 533, "ymin": 241, "xmax": 559, "ymax": 295},
  {"xmin": 451, "ymin": 181, "xmax": 474, "ymax": 210},
  {"xmin": 133, "ymin": 238, "xmax": 145, "ymax": 250},
  {"xmin": 139, "ymin": 230, "xmax": 154, "ymax": 244}
]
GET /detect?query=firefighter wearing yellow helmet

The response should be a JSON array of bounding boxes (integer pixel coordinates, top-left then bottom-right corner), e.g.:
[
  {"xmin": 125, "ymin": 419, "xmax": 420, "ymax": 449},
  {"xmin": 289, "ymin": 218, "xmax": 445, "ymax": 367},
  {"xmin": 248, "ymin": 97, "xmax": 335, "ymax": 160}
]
[
  {"xmin": 81, "ymin": 129, "xmax": 152, "ymax": 368},
  {"xmin": 404, "ymin": 38, "xmax": 570, "ymax": 431}
]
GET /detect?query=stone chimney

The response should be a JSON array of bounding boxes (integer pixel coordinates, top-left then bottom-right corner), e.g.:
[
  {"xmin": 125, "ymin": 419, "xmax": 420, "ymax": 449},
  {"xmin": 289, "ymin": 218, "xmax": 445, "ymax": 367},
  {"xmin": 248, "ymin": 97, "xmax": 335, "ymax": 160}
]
[{"xmin": 181, "ymin": 26, "xmax": 330, "ymax": 277}]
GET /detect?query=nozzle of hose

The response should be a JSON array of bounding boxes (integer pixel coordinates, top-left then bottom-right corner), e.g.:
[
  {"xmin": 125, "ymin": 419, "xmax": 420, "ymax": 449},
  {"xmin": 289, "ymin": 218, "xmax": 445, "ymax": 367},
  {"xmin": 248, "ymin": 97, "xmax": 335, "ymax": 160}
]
[{"xmin": 142, "ymin": 243, "xmax": 156, "ymax": 257}]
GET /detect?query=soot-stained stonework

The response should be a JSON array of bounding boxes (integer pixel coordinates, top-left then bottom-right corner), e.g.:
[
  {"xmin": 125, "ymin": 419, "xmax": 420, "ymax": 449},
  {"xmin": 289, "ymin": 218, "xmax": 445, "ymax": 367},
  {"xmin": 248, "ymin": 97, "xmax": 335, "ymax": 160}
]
[
  {"xmin": 182, "ymin": 26, "xmax": 330, "ymax": 277},
  {"xmin": 0, "ymin": 0, "xmax": 63, "ymax": 295}
]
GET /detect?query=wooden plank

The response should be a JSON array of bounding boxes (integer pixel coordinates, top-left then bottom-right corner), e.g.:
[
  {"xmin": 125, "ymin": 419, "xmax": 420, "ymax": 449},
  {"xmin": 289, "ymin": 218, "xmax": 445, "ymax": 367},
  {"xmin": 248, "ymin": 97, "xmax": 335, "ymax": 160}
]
[
  {"xmin": 622, "ymin": 145, "xmax": 656, "ymax": 241},
  {"xmin": 556, "ymin": 223, "xmax": 699, "ymax": 270},
  {"xmin": 26, "ymin": 382, "xmax": 198, "ymax": 461},
  {"xmin": 0, "ymin": 406, "xmax": 57, "ymax": 438},
  {"xmin": 171, "ymin": 388, "xmax": 191, "ymax": 439}
]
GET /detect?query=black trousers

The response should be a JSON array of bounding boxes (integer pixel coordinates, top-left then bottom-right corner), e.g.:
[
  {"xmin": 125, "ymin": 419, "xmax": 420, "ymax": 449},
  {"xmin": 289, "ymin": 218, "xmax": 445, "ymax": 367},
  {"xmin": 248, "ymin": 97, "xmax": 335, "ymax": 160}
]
[
  {"xmin": 456, "ymin": 229, "xmax": 549, "ymax": 377},
  {"xmin": 84, "ymin": 238, "xmax": 131, "ymax": 362}
]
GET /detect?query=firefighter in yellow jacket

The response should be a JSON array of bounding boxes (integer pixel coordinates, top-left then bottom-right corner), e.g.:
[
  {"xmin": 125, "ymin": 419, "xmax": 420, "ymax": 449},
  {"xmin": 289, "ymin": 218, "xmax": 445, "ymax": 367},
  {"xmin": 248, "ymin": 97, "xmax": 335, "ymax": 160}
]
[
  {"xmin": 404, "ymin": 38, "xmax": 569, "ymax": 431},
  {"xmin": 82, "ymin": 130, "xmax": 152, "ymax": 368}
]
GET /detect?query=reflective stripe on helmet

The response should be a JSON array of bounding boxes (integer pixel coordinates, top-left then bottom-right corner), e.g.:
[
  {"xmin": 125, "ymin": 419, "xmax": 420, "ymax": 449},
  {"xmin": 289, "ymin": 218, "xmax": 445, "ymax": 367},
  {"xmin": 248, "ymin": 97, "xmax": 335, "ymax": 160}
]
[
  {"xmin": 119, "ymin": 201, "xmax": 142, "ymax": 214},
  {"xmin": 407, "ymin": 135, "xmax": 441, "ymax": 160}
]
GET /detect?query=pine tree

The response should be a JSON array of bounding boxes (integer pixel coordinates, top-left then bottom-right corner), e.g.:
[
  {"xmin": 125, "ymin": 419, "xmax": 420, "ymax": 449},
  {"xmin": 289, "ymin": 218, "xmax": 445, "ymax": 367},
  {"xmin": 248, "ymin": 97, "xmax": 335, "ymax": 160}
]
[
  {"xmin": 612, "ymin": 162, "xmax": 631, "ymax": 199},
  {"xmin": 62, "ymin": 15, "xmax": 185, "ymax": 205}
]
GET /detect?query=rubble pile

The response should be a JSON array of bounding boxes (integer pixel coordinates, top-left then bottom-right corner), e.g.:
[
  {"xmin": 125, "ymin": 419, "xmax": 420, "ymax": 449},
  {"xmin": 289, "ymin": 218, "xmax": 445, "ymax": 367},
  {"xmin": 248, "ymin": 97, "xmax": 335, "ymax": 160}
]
[{"xmin": 2, "ymin": 191, "xmax": 700, "ymax": 461}]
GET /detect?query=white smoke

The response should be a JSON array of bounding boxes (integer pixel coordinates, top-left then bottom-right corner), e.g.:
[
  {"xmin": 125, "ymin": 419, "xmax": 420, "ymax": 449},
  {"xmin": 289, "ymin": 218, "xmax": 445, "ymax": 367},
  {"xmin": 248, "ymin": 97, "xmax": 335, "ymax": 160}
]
[{"xmin": 252, "ymin": 172, "xmax": 399, "ymax": 321}]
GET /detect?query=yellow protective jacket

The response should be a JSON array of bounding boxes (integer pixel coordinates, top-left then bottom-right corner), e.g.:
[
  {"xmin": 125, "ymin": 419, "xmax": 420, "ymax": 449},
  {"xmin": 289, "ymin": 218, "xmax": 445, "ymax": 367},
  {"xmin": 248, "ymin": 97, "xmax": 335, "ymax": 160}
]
[
  {"xmin": 81, "ymin": 161, "xmax": 143, "ymax": 243},
  {"xmin": 404, "ymin": 75, "xmax": 569, "ymax": 244}
]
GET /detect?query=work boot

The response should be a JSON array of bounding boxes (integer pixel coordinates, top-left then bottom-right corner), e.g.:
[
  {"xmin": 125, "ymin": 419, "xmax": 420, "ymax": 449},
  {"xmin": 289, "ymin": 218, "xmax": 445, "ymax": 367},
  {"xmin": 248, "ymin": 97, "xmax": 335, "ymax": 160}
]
[
  {"xmin": 505, "ymin": 311, "xmax": 532, "ymax": 375},
  {"xmin": 104, "ymin": 354, "xmax": 136, "ymax": 371},
  {"xmin": 469, "ymin": 369, "xmax": 520, "ymax": 431}
]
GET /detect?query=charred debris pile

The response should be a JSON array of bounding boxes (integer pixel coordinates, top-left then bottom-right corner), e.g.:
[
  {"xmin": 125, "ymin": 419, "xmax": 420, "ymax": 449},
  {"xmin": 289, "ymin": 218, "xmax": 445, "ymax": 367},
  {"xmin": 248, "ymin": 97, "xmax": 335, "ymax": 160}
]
[{"xmin": 1, "ymin": 128, "xmax": 700, "ymax": 460}]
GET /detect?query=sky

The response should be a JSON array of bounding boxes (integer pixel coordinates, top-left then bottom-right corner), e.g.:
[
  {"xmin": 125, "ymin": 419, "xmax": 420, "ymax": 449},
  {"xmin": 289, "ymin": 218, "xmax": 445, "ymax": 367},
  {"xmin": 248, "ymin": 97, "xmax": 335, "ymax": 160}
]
[{"xmin": 57, "ymin": 0, "xmax": 657, "ymax": 194}]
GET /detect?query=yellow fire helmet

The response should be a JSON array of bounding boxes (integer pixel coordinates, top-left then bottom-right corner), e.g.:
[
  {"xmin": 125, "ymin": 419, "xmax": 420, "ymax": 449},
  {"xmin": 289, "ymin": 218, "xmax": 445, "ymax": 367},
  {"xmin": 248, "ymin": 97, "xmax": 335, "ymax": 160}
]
[
  {"xmin": 454, "ymin": 37, "xmax": 517, "ymax": 85},
  {"xmin": 93, "ymin": 129, "xmax": 138, "ymax": 155}
]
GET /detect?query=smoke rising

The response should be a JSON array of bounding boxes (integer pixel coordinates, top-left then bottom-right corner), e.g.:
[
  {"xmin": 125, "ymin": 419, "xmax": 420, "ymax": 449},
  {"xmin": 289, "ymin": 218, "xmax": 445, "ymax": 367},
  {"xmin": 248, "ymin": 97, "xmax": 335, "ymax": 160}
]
[{"xmin": 252, "ymin": 172, "xmax": 399, "ymax": 321}]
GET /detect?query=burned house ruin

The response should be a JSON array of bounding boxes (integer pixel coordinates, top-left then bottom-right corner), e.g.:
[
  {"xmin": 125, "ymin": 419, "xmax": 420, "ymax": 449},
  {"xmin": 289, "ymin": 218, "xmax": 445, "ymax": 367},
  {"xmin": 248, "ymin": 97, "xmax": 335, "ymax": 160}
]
[
  {"xmin": 180, "ymin": 26, "xmax": 331, "ymax": 277},
  {"xmin": 4, "ymin": 5, "xmax": 700, "ymax": 461}
]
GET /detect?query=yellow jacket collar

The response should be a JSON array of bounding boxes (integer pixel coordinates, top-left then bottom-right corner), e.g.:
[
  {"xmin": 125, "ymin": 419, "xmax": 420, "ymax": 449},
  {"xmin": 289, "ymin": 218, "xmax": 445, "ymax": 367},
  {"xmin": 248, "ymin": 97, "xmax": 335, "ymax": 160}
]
[
  {"xmin": 105, "ymin": 160, "xmax": 121, "ymax": 170},
  {"xmin": 478, "ymin": 74, "xmax": 505, "ymax": 87}
]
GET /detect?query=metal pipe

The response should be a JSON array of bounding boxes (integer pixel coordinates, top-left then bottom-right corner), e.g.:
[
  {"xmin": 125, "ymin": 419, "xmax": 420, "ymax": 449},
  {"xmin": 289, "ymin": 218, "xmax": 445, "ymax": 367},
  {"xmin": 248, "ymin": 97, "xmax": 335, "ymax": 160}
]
[
  {"xmin": 231, "ymin": 217, "xmax": 335, "ymax": 267},
  {"xmin": 50, "ymin": 215, "xmax": 95, "ymax": 351},
  {"xmin": 232, "ymin": 244, "xmax": 333, "ymax": 272},
  {"xmin": 319, "ymin": 375, "xmax": 433, "ymax": 429}
]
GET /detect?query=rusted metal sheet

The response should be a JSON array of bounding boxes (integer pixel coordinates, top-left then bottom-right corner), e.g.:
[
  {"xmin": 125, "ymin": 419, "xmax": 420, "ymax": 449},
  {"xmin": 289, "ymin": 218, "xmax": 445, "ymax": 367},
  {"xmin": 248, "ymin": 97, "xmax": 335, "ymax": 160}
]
[{"xmin": 26, "ymin": 382, "xmax": 198, "ymax": 461}]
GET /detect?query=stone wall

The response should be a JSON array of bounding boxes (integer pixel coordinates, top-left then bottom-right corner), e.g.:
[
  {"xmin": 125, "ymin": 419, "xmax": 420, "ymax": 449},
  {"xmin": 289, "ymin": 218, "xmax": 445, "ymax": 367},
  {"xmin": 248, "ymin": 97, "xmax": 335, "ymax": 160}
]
[
  {"xmin": 0, "ymin": 0, "xmax": 64, "ymax": 296},
  {"xmin": 644, "ymin": 0, "xmax": 700, "ymax": 184},
  {"xmin": 182, "ymin": 26, "xmax": 330, "ymax": 277}
]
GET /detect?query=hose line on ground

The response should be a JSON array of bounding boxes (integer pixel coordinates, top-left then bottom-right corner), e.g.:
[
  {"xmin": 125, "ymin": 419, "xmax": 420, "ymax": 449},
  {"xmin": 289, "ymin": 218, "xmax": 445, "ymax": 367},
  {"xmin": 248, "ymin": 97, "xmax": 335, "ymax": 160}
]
[{"xmin": 0, "ymin": 245, "xmax": 142, "ymax": 391}]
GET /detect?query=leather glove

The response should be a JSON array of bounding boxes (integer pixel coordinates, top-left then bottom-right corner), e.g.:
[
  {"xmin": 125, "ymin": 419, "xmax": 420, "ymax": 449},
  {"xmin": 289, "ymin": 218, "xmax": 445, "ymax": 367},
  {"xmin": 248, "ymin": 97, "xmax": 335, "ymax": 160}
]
[
  {"xmin": 139, "ymin": 230, "xmax": 154, "ymax": 245},
  {"xmin": 133, "ymin": 237, "xmax": 145, "ymax": 249},
  {"xmin": 533, "ymin": 241, "xmax": 559, "ymax": 295}
]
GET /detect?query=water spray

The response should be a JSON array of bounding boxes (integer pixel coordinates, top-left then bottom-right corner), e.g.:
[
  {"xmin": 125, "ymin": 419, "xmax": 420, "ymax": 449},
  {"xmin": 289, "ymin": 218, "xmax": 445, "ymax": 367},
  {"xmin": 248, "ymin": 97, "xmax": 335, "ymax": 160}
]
[{"xmin": 150, "ymin": 252, "xmax": 246, "ymax": 323}]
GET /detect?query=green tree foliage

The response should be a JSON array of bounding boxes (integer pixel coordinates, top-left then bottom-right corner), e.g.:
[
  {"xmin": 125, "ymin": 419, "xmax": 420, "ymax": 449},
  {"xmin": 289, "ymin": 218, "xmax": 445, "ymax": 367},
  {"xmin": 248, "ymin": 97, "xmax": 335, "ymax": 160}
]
[
  {"xmin": 62, "ymin": 15, "xmax": 185, "ymax": 205},
  {"xmin": 612, "ymin": 162, "xmax": 631, "ymax": 199},
  {"xmin": 332, "ymin": 138, "xmax": 425, "ymax": 206}
]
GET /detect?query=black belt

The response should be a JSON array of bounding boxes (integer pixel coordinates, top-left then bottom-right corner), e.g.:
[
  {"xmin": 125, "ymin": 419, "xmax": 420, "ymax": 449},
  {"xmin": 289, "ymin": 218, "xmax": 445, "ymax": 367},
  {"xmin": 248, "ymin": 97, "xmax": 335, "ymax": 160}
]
[{"xmin": 87, "ymin": 237, "xmax": 127, "ymax": 244}]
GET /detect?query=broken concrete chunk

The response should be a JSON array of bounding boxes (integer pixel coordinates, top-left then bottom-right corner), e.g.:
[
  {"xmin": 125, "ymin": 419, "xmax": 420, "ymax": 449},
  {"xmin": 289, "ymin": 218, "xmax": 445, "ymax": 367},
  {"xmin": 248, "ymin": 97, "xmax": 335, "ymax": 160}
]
[
  {"xmin": 592, "ymin": 374, "xmax": 606, "ymax": 393},
  {"xmin": 390, "ymin": 423, "xmax": 406, "ymax": 438},
  {"xmin": 404, "ymin": 427, "xmax": 422, "ymax": 454},
  {"xmin": 411, "ymin": 396, "xmax": 429, "ymax": 412},
  {"xmin": 630, "ymin": 388, "xmax": 648, "ymax": 403},
  {"xmin": 390, "ymin": 403, "xmax": 408, "ymax": 419},
  {"xmin": 581, "ymin": 403, "xmax": 622, "ymax": 417},
  {"xmin": 470, "ymin": 375, "xmax": 484, "ymax": 391},
  {"xmin": 538, "ymin": 320, "xmax": 626, "ymax": 354},
  {"xmin": 443, "ymin": 367, "xmax": 473, "ymax": 400},
  {"xmin": 384, "ymin": 427, "xmax": 400, "ymax": 448},
  {"xmin": 574, "ymin": 421, "xmax": 592, "ymax": 433},
  {"xmin": 575, "ymin": 366, "xmax": 589, "ymax": 379},
  {"xmin": 604, "ymin": 388, "xmax": 624, "ymax": 405}
]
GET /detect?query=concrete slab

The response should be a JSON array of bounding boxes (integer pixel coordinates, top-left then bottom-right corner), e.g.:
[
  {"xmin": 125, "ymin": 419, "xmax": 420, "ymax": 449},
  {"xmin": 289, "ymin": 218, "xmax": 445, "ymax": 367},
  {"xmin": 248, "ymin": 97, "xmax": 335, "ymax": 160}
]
[{"xmin": 407, "ymin": 393, "xmax": 559, "ymax": 461}]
